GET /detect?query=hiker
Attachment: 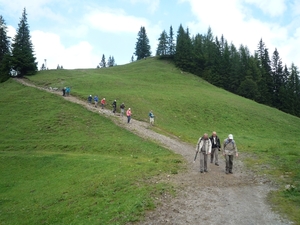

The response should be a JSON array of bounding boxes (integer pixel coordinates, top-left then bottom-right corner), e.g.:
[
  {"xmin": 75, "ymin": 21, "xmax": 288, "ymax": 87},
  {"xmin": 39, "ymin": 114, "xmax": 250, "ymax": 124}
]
[
  {"xmin": 209, "ymin": 131, "xmax": 221, "ymax": 166},
  {"xmin": 66, "ymin": 87, "xmax": 70, "ymax": 96},
  {"xmin": 195, "ymin": 133, "xmax": 212, "ymax": 173},
  {"xmin": 94, "ymin": 95, "xmax": 99, "ymax": 108},
  {"xmin": 126, "ymin": 108, "xmax": 132, "ymax": 123},
  {"xmin": 101, "ymin": 98, "xmax": 106, "ymax": 109},
  {"xmin": 62, "ymin": 87, "xmax": 66, "ymax": 96},
  {"xmin": 120, "ymin": 103, "xmax": 125, "ymax": 116},
  {"xmin": 222, "ymin": 134, "xmax": 238, "ymax": 174},
  {"xmin": 87, "ymin": 95, "xmax": 92, "ymax": 105},
  {"xmin": 149, "ymin": 110, "xmax": 155, "ymax": 125},
  {"xmin": 112, "ymin": 100, "xmax": 117, "ymax": 113}
]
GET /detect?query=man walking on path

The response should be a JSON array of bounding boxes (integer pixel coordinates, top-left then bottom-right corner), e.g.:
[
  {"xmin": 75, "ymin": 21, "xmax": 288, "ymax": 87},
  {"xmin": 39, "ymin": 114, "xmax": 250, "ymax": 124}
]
[
  {"xmin": 65, "ymin": 87, "xmax": 70, "ymax": 96},
  {"xmin": 101, "ymin": 98, "xmax": 106, "ymax": 109},
  {"xmin": 94, "ymin": 95, "xmax": 99, "ymax": 108},
  {"xmin": 149, "ymin": 110, "xmax": 155, "ymax": 125},
  {"xmin": 195, "ymin": 133, "xmax": 211, "ymax": 173},
  {"xmin": 222, "ymin": 134, "xmax": 238, "ymax": 174},
  {"xmin": 209, "ymin": 131, "xmax": 221, "ymax": 166},
  {"xmin": 126, "ymin": 108, "xmax": 132, "ymax": 123},
  {"xmin": 62, "ymin": 87, "xmax": 66, "ymax": 96},
  {"xmin": 88, "ymin": 95, "xmax": 92, "ymax": 105},
  {"xmin": 112, "ymin": 100, "xmax": 117, "ymax": 114},
  {"xmin": 120, "ymin": 103, "xmax": 125, "ymax": 116}
]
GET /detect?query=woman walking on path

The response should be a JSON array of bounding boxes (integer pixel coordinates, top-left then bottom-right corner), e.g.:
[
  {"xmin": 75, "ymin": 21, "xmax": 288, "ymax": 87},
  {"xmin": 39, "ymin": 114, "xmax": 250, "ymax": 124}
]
[{"xmin": 126, "ymin": 108, "xmax": 132, "ymax": 123}]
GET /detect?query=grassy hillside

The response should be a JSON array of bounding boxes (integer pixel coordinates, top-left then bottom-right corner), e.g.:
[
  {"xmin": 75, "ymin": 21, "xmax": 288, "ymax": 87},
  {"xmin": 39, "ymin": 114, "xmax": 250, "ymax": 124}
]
[
  {"xmin": 28, "ymin": 57, "xmax": 300, "ymax": 222},
  {"xmin": 0, "ymin": 80, "xmax": 183, "ymax": 224}
]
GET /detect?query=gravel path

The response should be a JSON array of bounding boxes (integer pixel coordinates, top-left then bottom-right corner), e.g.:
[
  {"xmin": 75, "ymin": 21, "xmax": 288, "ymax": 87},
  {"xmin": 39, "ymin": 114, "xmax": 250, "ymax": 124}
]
[{"xmin": 15, "ymin": 78, "xmax": 292, "ymax": 225}]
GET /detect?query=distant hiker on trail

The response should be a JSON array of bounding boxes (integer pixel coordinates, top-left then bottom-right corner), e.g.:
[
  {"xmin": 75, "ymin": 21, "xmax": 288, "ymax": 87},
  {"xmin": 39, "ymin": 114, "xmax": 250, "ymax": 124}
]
[
  {"xmin": 62, "ymin": 87, "xmax": 66, "ymax": 96},
  {"xmin": 222, "ymin": 134, "xmax": 238, "ymax": 174},
  {"xmin": 209, "ymin": 131, "xmax": 221, "ymax": 166},
  {"xmin": 149, "ymin": 110, "xmax": 155, "ymax": 126},
  {"xmin": 112, "ymin": 100, "xmax": 117, "ymax": 113},
  {"xmin": 101, "ymin": 98, "xmax": 106, "ymax": 109},
  {"xmin": 66, "ymin": 87, "xmax": 70, "ymax": 96},
  {"xmin": 195, "ymin": 133, "xmax": 211, "ymax": 173},
  {"xmin": 126, "ymin": 108, "xmax": 132, "ymax": 123},
  {"xmin": 94, "ymin": 95, "xmax": 99, "ymax": 108},
  {"xmin": 120, "ymin": 103, "xmax": 125, "ymax": 116},
  {"xmin": 88, "ymin": 95, "xmax": 92, "ymax": 105}
]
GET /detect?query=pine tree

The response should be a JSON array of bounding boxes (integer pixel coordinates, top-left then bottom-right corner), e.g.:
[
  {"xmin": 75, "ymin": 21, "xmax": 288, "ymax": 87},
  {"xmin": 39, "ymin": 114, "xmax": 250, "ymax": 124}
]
[
  {"xmin": 130, "ymin": 55, "xmax": 135, "ymax": 62},
  {"xmin": 168, "ymin": 26, "xmax": 175, "ymax": 56},
  {"xmin": 0, "ymin": 15, "xmax": 11, "ymax": 82},
  {"xmin": 156, "ymin": 30, "xmax": 168, "ymax": 56},
  {"xmin": 134, "ymin": 26, "xmax": 151, "ymax": 60},
  {"xmin": 99, "ymin": 54, "xmax": 106, "ymax": 68},
  {"xmin": 271, "ymin": 48, "xmax": 284, "ymax": 108},
  {"xmin": 11, "ymin": 8, "xmax": 37, "ymax": 77},
  {"xmin": 107, "ymin": 56, "xmax": 115, "ymax": 67}
]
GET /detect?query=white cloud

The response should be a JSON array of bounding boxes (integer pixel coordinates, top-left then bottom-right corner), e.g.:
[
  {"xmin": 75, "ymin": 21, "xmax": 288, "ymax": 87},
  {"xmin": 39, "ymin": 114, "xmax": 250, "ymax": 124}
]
[
  {"xmin": 85, "ymin": 8, "xmax": 150, "ymax": 33},
  {"xmin": 243, "ymin": 0, "xmax": 287, "ymax": 17},
  {"xmin": 31, "ymin": 30, "xmax": 100, "ymax": 69},
  {"xmin": 130, "ymin": 0, "xmax": 160, "ymax": 13}
]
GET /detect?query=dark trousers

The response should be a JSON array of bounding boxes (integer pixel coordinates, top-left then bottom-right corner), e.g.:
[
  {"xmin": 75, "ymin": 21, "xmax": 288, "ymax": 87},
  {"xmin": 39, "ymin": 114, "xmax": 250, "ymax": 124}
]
[
  {"xmin": 113, "ymin": 107, "xmax": 116, "ymax": 113},
  {"xmin": 127, "ymin": 116, "xmax": 131, "ymax": 123},
  {"xmin": 225, "ymin": 155, "xmax": 234, "ymax": 172}
]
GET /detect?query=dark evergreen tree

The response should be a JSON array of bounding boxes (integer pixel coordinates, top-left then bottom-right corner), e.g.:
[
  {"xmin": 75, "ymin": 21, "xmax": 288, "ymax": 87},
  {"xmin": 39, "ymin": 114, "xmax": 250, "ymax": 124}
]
[
  {"xmin": 57, "ymin": 64, "xmax": 60, "ymax": 69},
  {"xmin": 168, "ymin": 26, "xmax": 176, "ymax": 56},
  {"xmin": 107, "ymin": 55, "xmax": 115, "ymax": 67},
  {"xmin": 0, "ymin": 15, "xmax": 11, "ymax": 82},
  {"xmin": 134, "ymin": 26, "xmax": 151, "ymax": 60},
  {"xmin": 174, "ymin": 25, "xmax": 193, "ymax": 72},
  {"xmin": 100, "ymin": 54, "xmax": 106, "ymax": 68},
  {"xmin": 271, "ymin": 48, "xmax": 284, "ymax": 108},
  {"xmin": 11, "ymin": 8, "xmax": 37, "ymax": 77},
  {"xmin": 156, "ymin": 30, "xmax": 168, "ymax": 56},
  {"xmin": 130, "ymin": 55, "xmax": 135, "ymax": 62},
  {"xmin": 192, "ymin": 34, "xmax": 205, "ymax": 76}
]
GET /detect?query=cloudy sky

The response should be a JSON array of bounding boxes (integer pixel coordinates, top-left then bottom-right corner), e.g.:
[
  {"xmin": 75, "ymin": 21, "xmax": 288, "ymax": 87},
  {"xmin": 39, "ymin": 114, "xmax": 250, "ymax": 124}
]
[{"xmin": 1, "ymin": 0, "xmax": 299, "ymax": 69}]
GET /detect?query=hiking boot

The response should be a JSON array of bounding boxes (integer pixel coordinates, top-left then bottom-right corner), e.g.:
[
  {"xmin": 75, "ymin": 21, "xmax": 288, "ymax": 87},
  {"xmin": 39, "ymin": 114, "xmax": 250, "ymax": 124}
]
[
  {"xmin": 229, "ymin": 171, "xmax": 233, "ymax": 174},
  {"xmin": 204, "ymin": 170, "xmax": 208, "ymax": 172},
  {"xmin": 215, "ymin": 163, "xmax": 219, "ymax": 166},
  {"xmin": 200, "ymin": 170, "xmax": 203, "ymax": 173}
]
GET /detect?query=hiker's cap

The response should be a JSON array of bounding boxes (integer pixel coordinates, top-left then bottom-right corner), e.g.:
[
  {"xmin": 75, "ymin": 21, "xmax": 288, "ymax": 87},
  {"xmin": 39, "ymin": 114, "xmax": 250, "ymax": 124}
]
[
  {"xmin": 228, "ymin": 134, "xmax": 233, "ymax": 139},
  {"xmin": 90, "ymin": 95, "xmax": 92, "ymax": 97}
]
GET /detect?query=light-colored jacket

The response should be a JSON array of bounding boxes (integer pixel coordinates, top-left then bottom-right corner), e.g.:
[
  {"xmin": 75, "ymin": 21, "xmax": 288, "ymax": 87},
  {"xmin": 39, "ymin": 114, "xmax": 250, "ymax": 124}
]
[
  {"xmin": 196, "ymin": 138, "xmax": 212, "ymax": 154},
  {"xmin": 222, "ymin": 138, "xmax": 238, "ymax": 155}
]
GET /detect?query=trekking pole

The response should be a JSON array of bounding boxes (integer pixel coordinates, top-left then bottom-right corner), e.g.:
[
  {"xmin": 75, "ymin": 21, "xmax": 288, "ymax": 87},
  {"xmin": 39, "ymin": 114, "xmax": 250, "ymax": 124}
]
[{"xmin": 193, "ymin": 151, "xmax": 198, "ymax": 163}]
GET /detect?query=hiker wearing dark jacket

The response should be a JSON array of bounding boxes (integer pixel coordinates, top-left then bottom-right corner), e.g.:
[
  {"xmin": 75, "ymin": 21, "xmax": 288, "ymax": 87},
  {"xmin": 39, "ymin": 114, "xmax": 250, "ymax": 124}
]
[
  {"xmin": 209, "ymin": 131, "xmax": 221, "ymax": 166},
  {"xmin": 196, "ymin": 133, "xmax": 212, "ymax": 173},
  {"xmin": 222, "ymin": 134, "xmax": 238, "ymax": 174},
  {"xmin": 112, "ymin": 100, "xmax": 117, "ymax": 113},
  {"xmin": 88, "ymin": 95, "xmax": 92, "ymax": 105}
]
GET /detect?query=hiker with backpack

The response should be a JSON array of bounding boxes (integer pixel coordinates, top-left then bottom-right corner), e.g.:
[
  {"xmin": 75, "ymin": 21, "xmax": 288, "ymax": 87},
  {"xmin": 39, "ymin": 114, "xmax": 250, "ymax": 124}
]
[
  {"xmin": 87, "ymin": 95, "xmax": 92, "ymax": 105},
  {"xmin": 65, "ymin": 87, "xmax": 70, "ymax": 96},
  {"xmin": 120, "ymin": 103, "xmax": 125, "ymax": 116},
  {"xmin": 149, "ymin": 110, "xmax": 155, "ymax": 125},
  {"xmin": 209, "ymin": 131, "xmax": 221, "ymax": 166},
  {"xmin": 195, "ymin": 133, "xmax": 212, "ymax": 173},
  {"xmin": 222, "ymin": 134, "xmax": 238, "ymax": 174},
  {"xmin": 94, "ymin": 95, "xmax": 99, "ymax": 108},
  {"xmin": 62, "ymin": 87, "xmax": 66, "ymax": 96},
  {"xmin": 112, "ymin": 100, "xmax": 117, "ymax": 114}
]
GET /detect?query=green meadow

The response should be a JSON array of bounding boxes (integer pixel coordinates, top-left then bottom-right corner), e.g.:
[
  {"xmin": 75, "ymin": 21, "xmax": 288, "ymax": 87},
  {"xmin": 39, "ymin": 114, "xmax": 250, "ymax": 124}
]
[
  {"xmin": 0, "ymin": 80, "xmax": 183, "ymax": 224},
  {"xmin": 27, "ymin": 57, "xmax": 300, "ymax": 222}
]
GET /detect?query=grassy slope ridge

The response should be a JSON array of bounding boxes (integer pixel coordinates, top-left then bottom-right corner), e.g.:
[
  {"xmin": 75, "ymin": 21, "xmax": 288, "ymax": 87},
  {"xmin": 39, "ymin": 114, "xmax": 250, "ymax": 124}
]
[
  {"xmin": 28, "ymin": 57, "xmax": 300, "ymax": 222},
  {"xmin": 0, "ymin": 80, "xmax": 183, "ymax": 224}
]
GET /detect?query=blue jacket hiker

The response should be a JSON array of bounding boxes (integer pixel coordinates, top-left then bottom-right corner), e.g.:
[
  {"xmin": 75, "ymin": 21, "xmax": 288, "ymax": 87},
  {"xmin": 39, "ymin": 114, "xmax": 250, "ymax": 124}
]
[
  {"xmin": 94, "ymin": 95, "xmax": 99, "ymax": 108},
  {"xmin": 149, "ymin": 110, "xmax": 155, "ymax": 125}
]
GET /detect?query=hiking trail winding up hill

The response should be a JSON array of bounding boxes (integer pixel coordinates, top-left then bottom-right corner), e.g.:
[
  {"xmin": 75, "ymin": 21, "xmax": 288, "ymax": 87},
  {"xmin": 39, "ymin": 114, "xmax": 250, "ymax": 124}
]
[{"xmin": 15, "ymin": 78, "xmax": 292, "ymax": 225}]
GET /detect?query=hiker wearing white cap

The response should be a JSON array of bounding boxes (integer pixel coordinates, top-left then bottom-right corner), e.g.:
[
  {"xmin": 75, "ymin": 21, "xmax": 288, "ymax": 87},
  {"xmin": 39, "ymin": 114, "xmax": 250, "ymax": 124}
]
[
  {"xmin": 222, "ymin": 134, "xmax": 238, "ymax": 174},
  {"xmin": 101, "ymin": 98, "xmax": 106, "ymax": 109},
  {"xmin": 87, "ymin": 95, "xmax": 92, "ymax": 105},
  {"xmin": 195, "ymin": 133, "xmax": 212, "ymax": 173}
]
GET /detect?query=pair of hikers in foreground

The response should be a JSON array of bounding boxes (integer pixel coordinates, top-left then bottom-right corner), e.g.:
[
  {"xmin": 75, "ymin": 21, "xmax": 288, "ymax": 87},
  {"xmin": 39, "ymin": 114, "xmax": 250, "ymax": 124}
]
[{"xmin": 195, "ymin": 132, "xmax": 238, "ymax": 174}]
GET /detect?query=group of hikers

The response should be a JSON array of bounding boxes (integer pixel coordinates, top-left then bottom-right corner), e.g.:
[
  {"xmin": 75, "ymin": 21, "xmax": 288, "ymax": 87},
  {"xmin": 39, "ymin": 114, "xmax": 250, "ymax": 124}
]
[
  {"xmin": 195, "ymin": 132, "xmax": 238, "ymax": 174},
  {"xmin": 86, "ymin": 96, "xmax": 155, "ymax": 125},
  {"xmin": 62, "ymin": 87, "xmax": 71, "ymax": 96}
]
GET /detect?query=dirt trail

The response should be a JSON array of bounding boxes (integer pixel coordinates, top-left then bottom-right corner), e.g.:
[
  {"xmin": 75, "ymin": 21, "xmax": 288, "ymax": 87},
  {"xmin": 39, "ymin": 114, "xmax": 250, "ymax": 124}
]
[{"xmin": 15, "ymin": 78, "xmax": 292, "ymax": 225}]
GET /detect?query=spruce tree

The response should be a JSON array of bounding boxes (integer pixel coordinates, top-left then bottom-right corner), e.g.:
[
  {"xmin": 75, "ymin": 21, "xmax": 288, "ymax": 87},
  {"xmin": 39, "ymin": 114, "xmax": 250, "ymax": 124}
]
[
  {"xmin": 134, "ymin": 26, "xmax": 151, "ymax": 60},
  {"xmin": 168, "ymin": 26, "xmax": 175, "ymax": 56},
  {"xmin": 100, "ymin": 54, "xmax": 106, "ymax": 68},
  {"xmin": 0, "ymin": 15, "xmax": 11, "ymax": 82},
  {"xmin": 271, "ymin": 48, "xmax": 284, "ymax": 108},
  {"xmin": 11, "ymin": 8, "xmax": 37, "ymax": 77},
  {"xmin": 156, "ymin": 30, "xmax": 168, "ymax": 56}
]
